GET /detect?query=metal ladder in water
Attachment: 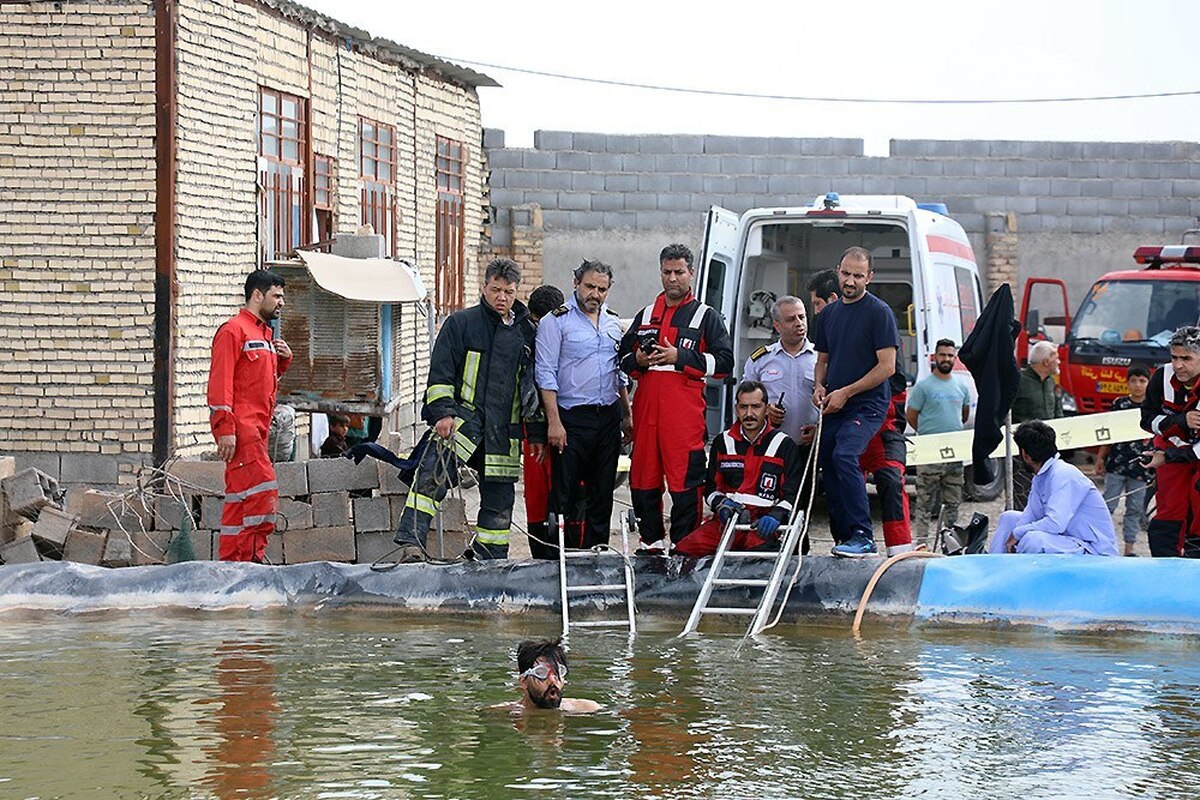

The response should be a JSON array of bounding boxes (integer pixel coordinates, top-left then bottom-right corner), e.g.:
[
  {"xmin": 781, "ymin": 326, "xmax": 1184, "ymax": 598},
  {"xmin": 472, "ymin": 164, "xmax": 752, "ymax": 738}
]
[
  {"xmin": 558, "ymin": 509, "xmax": 637, "ymax": 638},
  {"xmin": 679, "ymin": 507, "xmax": 807, "ymax": 637}
]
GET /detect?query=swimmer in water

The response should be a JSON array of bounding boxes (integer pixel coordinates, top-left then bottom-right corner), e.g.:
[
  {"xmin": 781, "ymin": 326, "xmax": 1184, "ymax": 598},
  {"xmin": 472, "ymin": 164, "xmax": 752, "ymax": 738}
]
[{"xmin": 490, "ymin": 637, "xmax": 602, "ymax": 713}]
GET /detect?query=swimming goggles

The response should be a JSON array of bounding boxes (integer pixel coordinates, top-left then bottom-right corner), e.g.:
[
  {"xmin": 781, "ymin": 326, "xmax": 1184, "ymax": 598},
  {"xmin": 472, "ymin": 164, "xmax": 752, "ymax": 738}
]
[{"xmin": 519, "ymin": 661, "xmax": 567, "ymax": 681}]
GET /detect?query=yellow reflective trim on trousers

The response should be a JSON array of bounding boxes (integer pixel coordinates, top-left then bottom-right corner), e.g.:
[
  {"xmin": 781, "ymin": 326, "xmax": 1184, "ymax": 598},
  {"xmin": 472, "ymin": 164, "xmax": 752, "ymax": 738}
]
[
  {"xmin": 404, "ymin": 491, "xmax": 439, "ymax": 517},
  {"xmin": 426, "ymin": 383, "xmax": 454, "ymax": 403},
  {"xmin": 461, "ymin": 351, "xmax": 481, "ymax": 407},
  {"xmin": 475, "ymin": 526, "xmax": 509, "ymax": 545}
]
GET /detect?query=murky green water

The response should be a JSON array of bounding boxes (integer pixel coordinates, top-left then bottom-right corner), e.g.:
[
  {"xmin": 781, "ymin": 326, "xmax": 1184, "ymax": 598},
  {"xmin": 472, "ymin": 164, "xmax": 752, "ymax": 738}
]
[{"xmin": 1, "ymin": 612, "xmax": 1198, "ymax": 799}]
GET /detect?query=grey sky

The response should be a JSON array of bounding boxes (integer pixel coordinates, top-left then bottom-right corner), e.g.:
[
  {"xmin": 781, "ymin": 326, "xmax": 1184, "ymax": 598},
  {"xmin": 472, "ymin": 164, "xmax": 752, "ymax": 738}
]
[{"xmin": 302, "ymin": 0, "xmax": 1199, "ymax": 151}]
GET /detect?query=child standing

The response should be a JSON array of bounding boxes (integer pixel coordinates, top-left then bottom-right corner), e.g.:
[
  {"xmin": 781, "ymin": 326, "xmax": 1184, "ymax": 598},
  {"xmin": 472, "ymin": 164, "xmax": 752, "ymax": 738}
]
[{"xmin": 1095, "ymin": 365, "xmax": 1152, "ymax": 556}]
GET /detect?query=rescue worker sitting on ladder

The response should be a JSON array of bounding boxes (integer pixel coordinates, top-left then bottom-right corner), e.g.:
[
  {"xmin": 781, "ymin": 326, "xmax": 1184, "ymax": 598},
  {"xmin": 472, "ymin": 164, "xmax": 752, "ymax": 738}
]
[
  {"xmin": 674, "ymin": 380, "xmax": 802, "ymax": 558},
  {"xmin": 392, "ymin": 258, "xmax": 547, "ymax": 562}
]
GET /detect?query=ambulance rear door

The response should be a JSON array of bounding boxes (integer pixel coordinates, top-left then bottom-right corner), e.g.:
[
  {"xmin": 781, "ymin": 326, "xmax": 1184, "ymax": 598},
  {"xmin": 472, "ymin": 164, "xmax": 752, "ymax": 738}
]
[{"xmin": 697, "ymin": 205, "xmax": 743, "ymax": 430}]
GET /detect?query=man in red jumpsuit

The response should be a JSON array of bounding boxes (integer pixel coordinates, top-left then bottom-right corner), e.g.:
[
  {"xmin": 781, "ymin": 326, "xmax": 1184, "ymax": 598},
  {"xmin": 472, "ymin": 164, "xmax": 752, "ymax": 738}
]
[
  {"xmin": 858, "ymin": 366, "xmax": 915, "ymax": 556},
  {"xmin": 619, "ymin": 244, "xmax": 733, "ymax": 551},
  {"xmin": 676, "ymin": 380, "xmax": 801, "ymax": 558},
  {"xmin": 1142, "ymin": 326, "xmax": 1200, "ymax": 557},
  {"xmin": 207, "ymin": 270, "xmax": 292, "ymax": 562}
]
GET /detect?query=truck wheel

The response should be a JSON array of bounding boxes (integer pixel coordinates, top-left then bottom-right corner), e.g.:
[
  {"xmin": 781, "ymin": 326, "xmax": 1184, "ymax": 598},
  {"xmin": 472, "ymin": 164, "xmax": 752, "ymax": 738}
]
[{"xmin": 965, "ymin": 458, "xmax": 1005, "ymax": 502}]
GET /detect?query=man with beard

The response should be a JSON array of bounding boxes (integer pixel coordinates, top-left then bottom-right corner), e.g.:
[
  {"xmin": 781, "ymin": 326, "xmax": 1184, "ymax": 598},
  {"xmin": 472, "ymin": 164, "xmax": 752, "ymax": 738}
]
[
  {"xmin": 620, "ymin": 244, "xmax": 733, "ymax": 552},
  {"xmin": 536, "ymin": 260, "xmax": 632, "ymax": 550},
  {"xmin": 207, "ymin": 269, "xmax": 292, "ymax": 562},
  {"xmin": 674, "ymin": 381, "xmax": 801, "ymax": 558},
  {"xmin": 490, "ymin": 638, "xmax": 602, "ymax": 713},
  {"xmin": 907, "ymin": 339, "xmax": 972, "ymax": 542}
]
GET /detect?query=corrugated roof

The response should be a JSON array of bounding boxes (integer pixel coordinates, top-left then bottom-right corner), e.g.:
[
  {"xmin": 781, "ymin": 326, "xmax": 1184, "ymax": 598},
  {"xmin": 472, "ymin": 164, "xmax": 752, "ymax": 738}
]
[{"xmin": 257, "ymin": 0, "xmax": 500, "ymax": 89}]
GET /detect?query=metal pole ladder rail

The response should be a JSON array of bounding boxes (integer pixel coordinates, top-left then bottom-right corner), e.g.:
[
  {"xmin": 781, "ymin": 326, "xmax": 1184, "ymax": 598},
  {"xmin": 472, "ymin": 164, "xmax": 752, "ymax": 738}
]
[
  {"xmin": 558, "ymin": 509, "xmax": 638, "ymax": 638},
  {"xmin": 680, "ymin": 501, "xmax": 808, "ymax": 638}
]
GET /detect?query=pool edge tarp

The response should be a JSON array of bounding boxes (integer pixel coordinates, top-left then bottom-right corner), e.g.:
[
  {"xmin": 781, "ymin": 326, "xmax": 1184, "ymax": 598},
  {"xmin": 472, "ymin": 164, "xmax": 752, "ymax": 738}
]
[{"xmin": 916, "ymin": 554, "xmax": 1200, "ymax": 632}]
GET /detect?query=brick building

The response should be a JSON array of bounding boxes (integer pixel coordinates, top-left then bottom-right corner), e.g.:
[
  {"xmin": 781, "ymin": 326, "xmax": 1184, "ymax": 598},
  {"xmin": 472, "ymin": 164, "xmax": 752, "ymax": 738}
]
[{"xmin": 0, "ymin": 0, "xmax": 493, "ymax": 486}]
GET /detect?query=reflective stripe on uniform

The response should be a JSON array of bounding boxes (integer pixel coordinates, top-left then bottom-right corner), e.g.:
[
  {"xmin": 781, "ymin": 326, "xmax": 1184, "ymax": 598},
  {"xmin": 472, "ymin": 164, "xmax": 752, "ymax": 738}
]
[
  {"xmin": 474, "ymin": 526, "xmax": 509, "ymax": 545},
  {"xmin": 241, "ymin": 513, "xmax": 274, "ymax": 527},
  {"xmin": 404, "ymin": 491, "xmax": 439, "ymax": 517},
  {"xmin": 426, "ymin": 383, "xmax": 455, "ymax": 403},
  {"xmin": 461, "ymin": 351, "xmax": 482, "ymax": 407},
  {"xmin": 209, "ymin": 404, "xmax": 233, "ymax": 413},
  {"xmin": 225, "ymin": 480, "xmax": 278, "ymax": 502},
  {"xmin": 727, "ymin": 491, "xmax": 775, "ymax": 508}
]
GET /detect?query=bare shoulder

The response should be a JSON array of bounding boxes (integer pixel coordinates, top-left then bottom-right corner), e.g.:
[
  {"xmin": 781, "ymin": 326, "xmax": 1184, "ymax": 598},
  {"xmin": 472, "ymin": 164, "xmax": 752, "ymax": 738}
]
[
  {"xmin": 484, "ymin": 701, "xmax": 523, "ymax": 713},
  {"xmin": 560, "ymin": 698, "xmax": 604, "ymax": 713}
]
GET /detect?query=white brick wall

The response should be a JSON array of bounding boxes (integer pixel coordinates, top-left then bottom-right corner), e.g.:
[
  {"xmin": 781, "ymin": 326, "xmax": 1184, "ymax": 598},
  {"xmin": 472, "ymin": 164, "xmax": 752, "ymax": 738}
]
[{"xmin": 0, "ymin": 1, "xmax": 157, "ymax": 457}]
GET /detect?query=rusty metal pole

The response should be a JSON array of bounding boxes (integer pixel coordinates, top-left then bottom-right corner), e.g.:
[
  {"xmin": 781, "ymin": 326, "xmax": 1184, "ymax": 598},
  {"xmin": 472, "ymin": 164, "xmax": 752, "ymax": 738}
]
[{"xmin": 153, "ymin": 0, "xmax": 178, "ymax": 465}]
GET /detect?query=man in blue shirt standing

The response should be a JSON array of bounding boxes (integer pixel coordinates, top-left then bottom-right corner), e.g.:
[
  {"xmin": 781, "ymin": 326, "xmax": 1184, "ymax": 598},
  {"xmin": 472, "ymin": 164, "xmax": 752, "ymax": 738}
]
[
  {"xmin": 906, "ymin": 338, "xmax": 972, "ymax": 543},
  {"xmin": 987, "ymin": 420, "xmax": 1117, "ymax": 555},
  {"xmin": 535, "ymin": 260, "xmax": 632, "ymax": 549},
  {"xmin": 812, "ymin": 246, "xmax": 901, "ymax": 557}
]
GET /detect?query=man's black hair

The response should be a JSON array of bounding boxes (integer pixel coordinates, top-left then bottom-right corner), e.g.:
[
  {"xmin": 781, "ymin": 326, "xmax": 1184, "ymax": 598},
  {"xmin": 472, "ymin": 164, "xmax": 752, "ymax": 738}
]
[
  {"xmin": 1014, "ymin": 420, "xmax": 1057, "ymax": 465},
  {"xmin": 528, "ymin": 284, "xmax": 565, "ymax": 320},
  {"xmin": 806, "ymin": 269, "xmax": 839, "ymax": 301},
  {"xmin": 328, "ymin": 413, "xmax": 351, "ymax": 427},
  {"xmin": 245, "ymin": 269, "xmax": 285, "ymax": 301},
  {"xmin": 484, "ymin": 257, "xmax": 521, "ymax": 285},
  {"xmin": 735, "ymin": 379, "xmax": 768, "ymax": 404},
  {"xmin": 659, "ymin": 243, "xmax": 694, "ymax": 268},
  {"xmin": 841, "ymin": 245, "xmax": 873, "ymax": 271},
  {"xmin": 516, "ymin": 637, "xmax": 567, "ymax": 674},
  {"xmin": 935, "ymin": 338, "xmax": 958, "ymax": 350},
  {"xmin": 574, "ymin": 259, "xmax": 614, "ymax": 284},
  {"xmin": 1127, "ymin": 364, "xmax": 1151, "ymax": 381}
]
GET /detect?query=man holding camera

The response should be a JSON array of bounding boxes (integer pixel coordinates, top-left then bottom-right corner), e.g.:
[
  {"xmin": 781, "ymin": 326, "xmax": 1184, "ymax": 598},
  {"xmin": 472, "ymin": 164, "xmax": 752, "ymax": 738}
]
[{"xmin": 619, "ymin": 244, "xmax": 733, "ymax": 551}]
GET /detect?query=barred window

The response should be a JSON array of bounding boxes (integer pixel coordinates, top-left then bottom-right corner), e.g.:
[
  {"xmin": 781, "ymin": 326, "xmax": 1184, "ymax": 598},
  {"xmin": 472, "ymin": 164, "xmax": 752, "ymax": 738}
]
[
  {"xmin": 435, "ymin": 136, "xmax": 466, "ymax": 311},
  {"xmin": 259, "ymin": 87, "xmax": 308, "ymax": 262}
]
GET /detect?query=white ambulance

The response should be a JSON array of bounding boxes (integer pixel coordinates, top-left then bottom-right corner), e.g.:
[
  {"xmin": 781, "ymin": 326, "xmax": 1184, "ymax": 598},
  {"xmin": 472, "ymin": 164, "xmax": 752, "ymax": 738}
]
[{"xmin": 696, "ymin": 193, "xmax": 990, "ymax": 485}]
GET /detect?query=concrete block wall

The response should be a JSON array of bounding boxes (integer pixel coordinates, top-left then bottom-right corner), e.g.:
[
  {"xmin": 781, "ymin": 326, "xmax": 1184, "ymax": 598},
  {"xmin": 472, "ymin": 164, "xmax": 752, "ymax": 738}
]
[
  {"xmin": 485, "ymin": 130, "xmax": 1200, "ymax": 312},
  {"xmin": 0, "ymin": 2, "xmax": 157, "ymax": 464}
]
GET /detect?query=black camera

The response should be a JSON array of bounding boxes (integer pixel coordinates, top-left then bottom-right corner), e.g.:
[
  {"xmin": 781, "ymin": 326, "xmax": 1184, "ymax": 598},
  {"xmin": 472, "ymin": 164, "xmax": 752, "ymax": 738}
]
[{"xmin": 638, "ymin": 334, "xmax": 659, "ymax": 354}]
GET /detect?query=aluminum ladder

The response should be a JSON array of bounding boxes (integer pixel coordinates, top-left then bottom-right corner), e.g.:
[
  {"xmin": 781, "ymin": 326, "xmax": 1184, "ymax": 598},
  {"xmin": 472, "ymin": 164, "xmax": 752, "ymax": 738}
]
[
  {"xmin": 680, "ymin": 506, "xmax": 808, "ymax": 637},
  {"xmin": 558, "ymin": 509, "xmax": 637, "ymax": 638}
]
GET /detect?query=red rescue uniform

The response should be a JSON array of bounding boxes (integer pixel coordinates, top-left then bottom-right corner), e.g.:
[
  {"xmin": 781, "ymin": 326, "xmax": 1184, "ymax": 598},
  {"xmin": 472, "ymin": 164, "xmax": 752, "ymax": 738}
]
[
  {"xmin": 619, "ymin": 292, "xmax": 733, "ymax": 543},
  {"xmin": 208, "ymin": 309, "xmax": 292, "ymax": 562},
  {"xmin": 1142, "ymin": 363, "xmax": 1200, "ymax": 557},
  {"xmin": 859, "ymin": 373, "xmax": 912, "ymax": 552},
  {"xmin": 675, "ymin": 422, "xmax": 800, "ymax": 558}
]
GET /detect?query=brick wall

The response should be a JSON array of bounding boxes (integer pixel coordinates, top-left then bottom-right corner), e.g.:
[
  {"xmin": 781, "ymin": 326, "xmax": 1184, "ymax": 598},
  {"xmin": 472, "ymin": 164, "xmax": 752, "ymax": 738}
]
[{"xmin": 0, "ymin": 1, "xmax": 157, "ymax": 477}]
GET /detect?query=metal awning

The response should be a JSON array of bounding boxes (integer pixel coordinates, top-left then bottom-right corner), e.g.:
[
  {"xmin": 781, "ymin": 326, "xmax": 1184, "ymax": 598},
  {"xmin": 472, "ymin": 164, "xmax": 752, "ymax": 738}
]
[{"xmin": 296, "ymin": 251, "xmax": 428, "ymax": 303}]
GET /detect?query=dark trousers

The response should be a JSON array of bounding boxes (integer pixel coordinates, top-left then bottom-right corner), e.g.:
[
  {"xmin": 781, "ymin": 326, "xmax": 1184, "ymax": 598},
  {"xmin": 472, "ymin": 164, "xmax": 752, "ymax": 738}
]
[
  {"xmin": 551, "ymin": 402, "xmax": 622, "ymax": 549},
  {"xmin": 819, "ymin": 404, "xmax": 885, "ymax": 542}
]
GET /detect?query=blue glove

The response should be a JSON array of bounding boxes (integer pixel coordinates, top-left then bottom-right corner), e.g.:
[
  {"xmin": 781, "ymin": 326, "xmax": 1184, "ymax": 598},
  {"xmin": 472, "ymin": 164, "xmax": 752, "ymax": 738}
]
[
  {"xmin": 714, "ymin": 497, "xmax": 745, "ymax": 525},
  {"xmin": 756, "ymin": 515, "xmax": 781, "ymax": 540}
]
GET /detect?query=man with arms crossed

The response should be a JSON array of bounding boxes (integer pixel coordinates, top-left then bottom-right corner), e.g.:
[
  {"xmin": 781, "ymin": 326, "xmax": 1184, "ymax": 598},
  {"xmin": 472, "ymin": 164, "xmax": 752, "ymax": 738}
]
[{"xmin": 907, "ymin": 339, "xmax": 972, "ymax": 543}]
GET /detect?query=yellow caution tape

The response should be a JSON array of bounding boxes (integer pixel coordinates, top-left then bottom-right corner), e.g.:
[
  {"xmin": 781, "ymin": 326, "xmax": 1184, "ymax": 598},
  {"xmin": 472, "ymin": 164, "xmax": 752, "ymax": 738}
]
[{"xmin": 907, "ymin": 409, "xmax": 1149, "ymax": 467}]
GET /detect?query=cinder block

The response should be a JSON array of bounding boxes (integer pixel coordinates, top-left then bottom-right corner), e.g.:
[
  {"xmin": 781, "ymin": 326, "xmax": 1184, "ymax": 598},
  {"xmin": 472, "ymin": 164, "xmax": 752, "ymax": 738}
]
[
  {"xmin": 0, "ymin": 457, "xmax": 14, "ymax": 480},
  {"xmin": 60, "ymin": 454, "xmax": 119, "ymax": 485},
  {"xmin": 264, "ymin": 532, "xmax": 283, "ymax": 565},
  {"xmin": 70, "ymin": 489, "xmax": 151, "ymax": 533},
  {"xmin": 441, "ymin": 497, "xmax": 468, "ymax": 532},
  {"xmin": 187, "ymin": 529, "xmax": 213, "ymax": 561},
  {"xmin": 0, "ymin": 536, "xmax": 41, "ymax": 565},
  {"xmin": 426, "ymin": 527, "xmax": 472, "ymax": 560},
  {"xmin": 352, "ymin": 496, "xmax": 390, "ymax": 532},
  {"xmin": 277, "ymin": 498, "xmax": 313, "ymax": 531},
  {"xmin": 31, "ymin": 507, "xmax": 77, "ymax": 556},
  {"xmin": 283, "ymin": 526, "xmax": 355, "ymax": 564},
  {"xmin": 130, "ymin": 529, "xmax": 171, "ymax": 566},
  {"xmin": 153, "ymin": 496, "xmax": 194, "ymax": 530},
  {"xmin": 63, "ymin": 529, "xmax": 107, "ymax": 565},
  {"xmin": 533, "ymin": 130, "xmax": 573, "ymax": 150},
  {"xmin": 481, "ymin": 127, "xmax": 505, "ymax": 149},
  {"xmin": 306, "ymin": 458, "xmax": 378, "ymax": 494},
  {"xmin": 273, "ymin": 461, "xmax": 308, "ymax": 497},
  {"xmin": 11, "ymin": 453, "xmax": 59, "ymax": 479},
  {"xmin": 200, "ymin": 496, "xmax": 224, "ymax": 529},
  {"xmin": 167, "ymin": 460, "xmax": 225, "ymax": 496},
  {"xmin": 555, "ymin": 152, "xmax": 589, "ymax": 171},
  {"xmin": 1, "ymin": 519, "xmax": 32, "ymax": 546},
  {"xmin": 2, "ymin": 468, "xmax": 60, "ymax": 519},
  {"xmin": 484, "ymin": 148, "xmax": 521, "ymax": 167},
  {"xmin": 521, "ymin": 151, "xmax": 555, "ymax": 169},
  {"xmin": 389, "ymin": 495, "xmax": 406, "ymax": 529},
  {"xmin": 603, "ymin": 174, "xmax": 637, "ymax": 192},
  {"xmin": 355, "ymin": 531, "xmax": 398, "ymax": 564},
  {"xmin": 311, "ymin": 492, "xmax": 350, "ymax": 527},
  {"xmin": 101, "ymin": 533, "xmax": 133, "ymax": 567},
  {"xmin": 571, "ymin": 131, "xmax": 606, "ymax": 151}
]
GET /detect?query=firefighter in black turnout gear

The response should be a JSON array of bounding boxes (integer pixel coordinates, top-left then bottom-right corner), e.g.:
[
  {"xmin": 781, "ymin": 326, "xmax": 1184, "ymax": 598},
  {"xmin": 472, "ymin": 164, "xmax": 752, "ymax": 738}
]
[{"xmin": 393, "ymin": 258, "xmax": 546, "ymax": 561}]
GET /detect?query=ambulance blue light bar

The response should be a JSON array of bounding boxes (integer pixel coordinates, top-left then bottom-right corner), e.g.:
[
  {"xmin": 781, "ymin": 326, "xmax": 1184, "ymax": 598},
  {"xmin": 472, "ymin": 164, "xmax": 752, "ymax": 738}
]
[{"xmin": 1133, "ymin": 246, "xmax": 1200, "ymax": 266}]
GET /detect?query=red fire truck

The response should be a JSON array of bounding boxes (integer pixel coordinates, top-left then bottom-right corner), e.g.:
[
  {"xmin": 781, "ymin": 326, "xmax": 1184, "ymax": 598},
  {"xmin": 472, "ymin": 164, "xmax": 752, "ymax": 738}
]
[{"xmin": 1018, "ymin": 242, "xmax": 1200, "ymax": 414}]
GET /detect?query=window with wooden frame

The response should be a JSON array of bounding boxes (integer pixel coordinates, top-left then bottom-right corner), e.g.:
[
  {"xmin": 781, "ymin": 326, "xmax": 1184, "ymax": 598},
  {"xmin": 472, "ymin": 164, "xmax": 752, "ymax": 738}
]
[
  {"xmin": 313, "ymin": 154, "xmax": 336, "ymax": 244},
  {"xmin": 359, "ymin": 117, "xmax": 396, "ymax": 256},
  {"xmin": 258, "ymin": 87, "xmax": 308, "ymax": 263},
  {"xmin": 435, "ymin": 136, "xmax": 466, "ymax": 312}
]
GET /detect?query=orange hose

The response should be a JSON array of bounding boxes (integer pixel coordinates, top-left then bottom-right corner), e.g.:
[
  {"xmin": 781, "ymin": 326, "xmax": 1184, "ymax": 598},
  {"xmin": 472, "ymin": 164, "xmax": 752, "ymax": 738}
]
[{"xmin": 851, "ymin": 550, "xmax": 945, "ymax": 635}]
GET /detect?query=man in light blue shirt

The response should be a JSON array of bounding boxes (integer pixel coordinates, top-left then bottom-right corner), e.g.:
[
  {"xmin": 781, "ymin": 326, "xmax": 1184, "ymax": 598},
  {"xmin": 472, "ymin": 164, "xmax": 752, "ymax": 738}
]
[
  {"xmin": 906, "ymin": 338, "xmax": 972, "ymax": 540},
  {"xmin": 988, "ymin": 420, "xmax": 1118, "ymax": 555},
  {"xmin": 535, "ymin": 260, "xmax": 631, "ymax": 549},
  {"xmin": 742, "ymin": 296, "xmax": 819, "ymax": 447}
]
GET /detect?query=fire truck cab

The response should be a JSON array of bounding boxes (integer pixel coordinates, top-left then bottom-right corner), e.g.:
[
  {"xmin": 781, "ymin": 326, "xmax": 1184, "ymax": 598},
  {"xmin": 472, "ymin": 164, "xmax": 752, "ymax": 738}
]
[{"xmin": 1018, "ymin": 245, "xmax": 1200, "ymax": 414}]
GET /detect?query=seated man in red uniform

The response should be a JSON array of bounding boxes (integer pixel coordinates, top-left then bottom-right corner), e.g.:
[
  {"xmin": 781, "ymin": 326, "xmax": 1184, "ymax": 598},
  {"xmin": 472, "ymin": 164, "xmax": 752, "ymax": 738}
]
[{"xmin": 675, "ymin": 380, "xmax": 802, "ymax": 558}]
